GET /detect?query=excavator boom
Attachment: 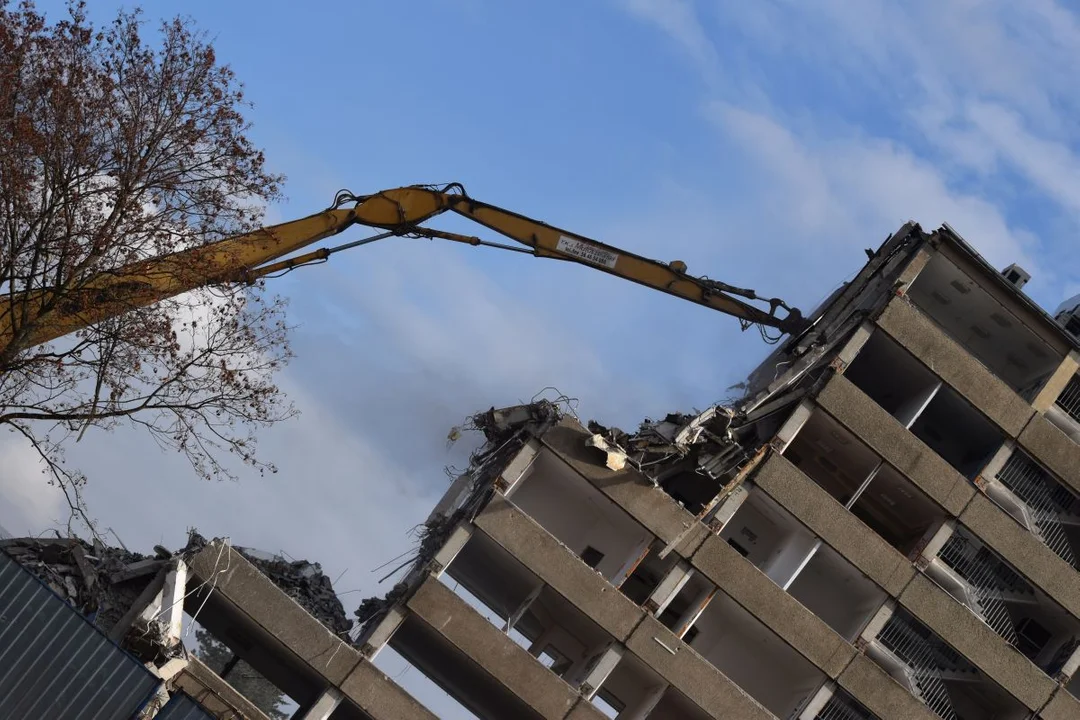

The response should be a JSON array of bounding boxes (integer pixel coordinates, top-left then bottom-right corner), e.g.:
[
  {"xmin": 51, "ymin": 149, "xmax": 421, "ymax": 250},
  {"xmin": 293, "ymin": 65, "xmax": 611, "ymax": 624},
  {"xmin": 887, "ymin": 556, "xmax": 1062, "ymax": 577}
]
[{"xmin": 0, "ymin": 184, "xmax": 805, "ymax": 354}]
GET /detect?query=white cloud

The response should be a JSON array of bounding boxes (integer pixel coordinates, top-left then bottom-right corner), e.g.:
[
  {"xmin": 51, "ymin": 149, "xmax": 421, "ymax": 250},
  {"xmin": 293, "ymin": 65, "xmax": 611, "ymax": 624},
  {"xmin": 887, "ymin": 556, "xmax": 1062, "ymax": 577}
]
[
  {"xmin": 619, "ymin": 0, "xmax": 718, "ymax": 76},
  {"xmin": 0, "ymin": 434, "xmax": 66, "ymax": 536}
]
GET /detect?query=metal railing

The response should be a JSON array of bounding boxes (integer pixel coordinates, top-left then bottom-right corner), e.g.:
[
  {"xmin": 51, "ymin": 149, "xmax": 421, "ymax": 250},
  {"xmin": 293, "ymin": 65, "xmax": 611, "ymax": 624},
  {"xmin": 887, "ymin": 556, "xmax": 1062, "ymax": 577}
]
[
  {"xmin": 1056, "ymin": 374, "xmax": 1080, "ymax": 424},
  {"xmin": 937, "ymin": 532, "xmax": 1025, "ymax": 645},
  {"xmin": 816, "ymin": 691, "xmax": 875, "ymax": 720},
  {"xmin": 878, "ymin": 611, "xmax": 966, "ymax": 720},
  {"xmin": 996, "ymin": 451, "xmax": 1079, "ymax": 567}
]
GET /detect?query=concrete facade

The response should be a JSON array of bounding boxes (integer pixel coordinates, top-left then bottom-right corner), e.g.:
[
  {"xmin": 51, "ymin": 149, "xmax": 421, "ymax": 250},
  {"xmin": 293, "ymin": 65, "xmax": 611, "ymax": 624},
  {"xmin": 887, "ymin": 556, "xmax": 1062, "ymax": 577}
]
[{"xmin": 335, "ymin": 224, "xmax": 1080, "ymax": 720}]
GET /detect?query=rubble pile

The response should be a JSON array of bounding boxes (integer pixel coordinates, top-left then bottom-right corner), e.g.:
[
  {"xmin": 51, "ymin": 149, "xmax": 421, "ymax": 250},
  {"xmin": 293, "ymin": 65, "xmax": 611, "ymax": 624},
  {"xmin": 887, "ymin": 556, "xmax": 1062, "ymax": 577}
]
[
  {"xmin": 236, "ymin": 548, "xmax": 353, "ymax": 638},
  {"xmin": 184, "ymin": 530, "xmax": 352, "ymax": 638},
  {"xmin": 585, "ymin": 405, "xmax": 750, "ymax": 512},
  {"xmin": 0, "ymin": 536, "xmax": 164, "ymax": 633}
]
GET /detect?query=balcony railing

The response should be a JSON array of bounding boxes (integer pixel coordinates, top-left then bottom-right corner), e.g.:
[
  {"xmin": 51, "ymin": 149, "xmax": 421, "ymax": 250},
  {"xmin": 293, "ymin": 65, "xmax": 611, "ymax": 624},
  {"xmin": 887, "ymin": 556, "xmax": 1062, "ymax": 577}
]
[
  {"xmin": 814, "ymin": 691, "xmax": 874, "ymax": 720},
  {"xmin": 996, "ymin": 452, "xmax": 1079, "ymax": 568},
  {"xmin": 877, "ymin": 611, "xmax": 970, "ymax": 720},
  {"xmin": 1056, "ymin": 374, "xmax": 1080, "ymax": 424}
]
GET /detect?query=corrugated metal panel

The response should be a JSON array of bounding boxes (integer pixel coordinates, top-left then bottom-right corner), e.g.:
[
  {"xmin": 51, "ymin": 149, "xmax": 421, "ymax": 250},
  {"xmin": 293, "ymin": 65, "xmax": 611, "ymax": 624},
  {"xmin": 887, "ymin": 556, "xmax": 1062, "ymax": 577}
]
[
  {"xmin": 0, "ymin": 549, "xmax": 160, "ymax": 720},
  {"xmin": 156, "ymin": 691, "xmax": 216, "ymax": 720}
]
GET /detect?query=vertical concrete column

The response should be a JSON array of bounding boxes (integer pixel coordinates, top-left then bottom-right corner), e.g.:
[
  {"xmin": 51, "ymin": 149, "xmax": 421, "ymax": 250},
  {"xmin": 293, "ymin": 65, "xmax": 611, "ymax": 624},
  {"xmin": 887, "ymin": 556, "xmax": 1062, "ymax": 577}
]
[
  {"xmin": 1055, "ymin": 643, "xmax": 1080, "ymax": 684},
  {"xmin": 621, "ymin": 683, "xmax": 668, "ymax": 720},
  {"xmin": 893, "ymin": 246, "xmax": 934, "ymax": 297},
  {"xmin": 912, "ymin": 519, "xmax": 956, "ymax": 571},
  {"xmin": 706, "ymin": 484, "xmax": 749, "ymax": 532},
  {"xmin": 499, "ymin": 440, "xmax": 541, "ymax": 497},
  {"xmin": 1032, "ymin": 350, "xmax": 1080, "ymax": 413},
  {"xmin": 832, "ymin": 322, "xmax": 876, "ymax": 373},
  {"xmin": 857, "ymin": 600, "xmax": 895, "ymax": 650},
  {"xmin": 136, "ymin": 559, "xmax": 187, "ymax": 645},
  {"xmin": 773, "ymin": 400, "xmax": 815, "ymax": 453},
  {"xmin": 643, "ymin": 561, "xmax": 694, "ymax": 616},
  {"xmin": 359, "ymin": 605, "xmax": 408, "ymax": 660},
  {"xmin": 797, "ymin": 682, "xmax": 835, "ymax": 720},
  {"xmin": 296, "ymin": 688, "xmax": 344, "ymax": 720},
  {"xmin": 503, "ymin": 582, "xmax": 543, "ymax": 635},
  {"xmin": 430, "ymin": 523, "xmax": 473, "ymax": 577},
  {"xmin": 977, "ymin": 442, "xmax": 1014, "ymax": 486},
  {"xmin": 576, "ymin": 644, "xmax": 624, "ymax": 699},
  {"xmin": 673, "ymin": 585, "xmax": 716, "ymax": 639}
]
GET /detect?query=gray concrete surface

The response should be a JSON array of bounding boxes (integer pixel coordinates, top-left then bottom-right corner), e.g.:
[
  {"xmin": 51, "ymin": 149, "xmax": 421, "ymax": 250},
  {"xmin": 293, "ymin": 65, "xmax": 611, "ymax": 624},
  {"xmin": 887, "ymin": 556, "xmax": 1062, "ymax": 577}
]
[
  {"xmin": 837, "ymin": 654, "xmax": 939, "ymax": 720},
  {"xmin": 338, "ymin": 659, "xmax": 438, "ymax": 720},
  {"xmin": 898, "ymin": 573, "xmax": 1055, "ymax": 711},
  {"xmin": 624, "ymin": 615, "xmax": 775, "ymax": 720},
  {"xmin": 405, "ymin": 575, "xmax": 583, "ymax": 720},
  {"xmin": 540, "ymin": 421, "xmax": 709, "ymax": 557},
  {"xmin": 752, "ymin": 453, "xmax": 916, "ymax": 597},
  {"xmin": 473, "ymin": 493, "xmax": 645, "ymax": 642},
  {"xmin": 691, "ymin": 533, "xmax": 856, "ymax": 678},
  {"xmin": 959, "ymin": 493, "xmax": 1080, "ymax": 618},
  {"xmin": 816, "ymin": 373, "xmax": 976, "ymax": 516},
  {"xmin": 876, "ymin": 297, "xmax": 1034, "ymax": 437}
]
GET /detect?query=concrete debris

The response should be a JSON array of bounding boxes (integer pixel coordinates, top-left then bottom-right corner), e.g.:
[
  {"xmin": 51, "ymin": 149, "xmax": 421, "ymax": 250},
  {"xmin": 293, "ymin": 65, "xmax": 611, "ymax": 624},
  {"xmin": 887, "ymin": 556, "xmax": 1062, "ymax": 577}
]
[
  {"xmin": 184, "ymin": 531, "xmax": 352, "ymax": 638},
  {"xmin": 3, "ymin": 530, "xmax": 352, "ymax": 647},
  {"xmin": 239, "ymin": 550, "xmax": 352, "ymax": 638},
  {"xmin": 0, "ymin": 536, "xmax": 158, "ymax": 634},
  {"xmin": 586, "ymin": 433, "xmax": 628, "ymax": 471},
  {"xmin": 587, "ymin": 405, "xmax": 746, "ymax": 485}
]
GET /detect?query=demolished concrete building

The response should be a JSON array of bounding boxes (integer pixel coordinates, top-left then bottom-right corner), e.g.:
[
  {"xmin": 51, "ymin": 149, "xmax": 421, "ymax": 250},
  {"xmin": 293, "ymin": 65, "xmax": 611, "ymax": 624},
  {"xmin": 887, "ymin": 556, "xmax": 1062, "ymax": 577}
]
[
  {"xmin": 5, "ymin": 219, "xmax": 1080, "ymax": 719},
  {"xmin": 351, "ymin": 222, "xmax": 1080, "ymax": 720}
]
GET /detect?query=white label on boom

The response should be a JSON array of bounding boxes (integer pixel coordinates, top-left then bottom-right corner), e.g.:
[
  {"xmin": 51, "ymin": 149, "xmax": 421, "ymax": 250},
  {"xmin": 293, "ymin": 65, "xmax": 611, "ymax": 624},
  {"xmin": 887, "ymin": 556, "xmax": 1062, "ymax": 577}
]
[{"xmin": 556, "ymin": 236, "xmax": 619, "ymax": 269}]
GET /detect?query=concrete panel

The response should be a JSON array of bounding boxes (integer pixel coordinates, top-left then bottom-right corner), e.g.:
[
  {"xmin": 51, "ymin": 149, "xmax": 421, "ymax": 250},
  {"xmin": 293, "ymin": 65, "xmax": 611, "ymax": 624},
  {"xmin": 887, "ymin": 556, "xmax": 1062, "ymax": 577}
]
[
  {"xmin": 188, "ymin": 543, "xmax": 361, "ymax": 685},
  {"xmin": 1032, "ymin": 351, "xmax": 1080, "ymax": 413},
  {"xmin": 173, "ymin": 655, "xmax": 272, "ymax": 720},
  {"xmin": 899, "ymin": 573, "xmax": 1055, "ymax": 711},
  {"xmin": 816, "ymin": 374, "xmax": 976, "ymax": 516},
  {"xmin": 837, "ymin": 654, "xmax": 939, "ymax": 720},
  {"xmin": 541, "ymin": 423, "xmax": 709, "ymax": 557},
  {"xmin": 1040, "ymin": 687, "xmax": 1080, "ymax": 720},
  {"xmin": 753, "ymin": 453, "xmax": 916, "ymax": 597},
  {"xmin": 960, "ymin": 493, "xmax": 1080, "ymax": 619},
  {"xmin": 624, "ymin": 615, "xmax": 774, "ymax": 720},
  {"xmin": 406, "ymin": 576, "xmax": 581, "ymax": 720},
  {"xmin": 474, "ymin": 493, "xmax": 645, "ymax": 642},
  {"xmin": 877, "ymin": 298, "xmax": 1034, "ymax": 437},
  {"xmin": 691, "ymin": 534, "xmax": 856, "ymax": 678},
  {"xmin": 339, "ymin": 659, "xmax": 437, "ymax": 720},
  {"xmin": 1019, "ymin": 414, "xmax": 1080, "ymax": 496}
]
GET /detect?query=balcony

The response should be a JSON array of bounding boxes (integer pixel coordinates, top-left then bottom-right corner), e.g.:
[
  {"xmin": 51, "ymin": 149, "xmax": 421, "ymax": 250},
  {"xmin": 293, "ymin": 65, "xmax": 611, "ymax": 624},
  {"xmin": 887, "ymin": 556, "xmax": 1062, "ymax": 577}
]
[
  {"xmin": 925, "ymin": 525, "xmax": 1080, "ymax": 677},
  {"xmin": 844, "ymin": 330, "xmax": 1005, "ymax": 481},
  {"xmin": 863, "ymin": 607, "xmax": 1029, "ymax": 720},
  {"xmin": 505, "ymin": 447, "xmax": 654, "ymax": 587},
  {"xmin": 985, "ymin": 449, "xmax": 1080, "ymax": 568},
  {"xmin": 719, "ymin": 486, "xmax": 885, "ymax": 642},
  {"xmin": 1047, "ymin": 373, "xmax": 1080, "ymax": 445},
  {"xmin": 781, "ymin": 407, "xmax": 946, "ymax": 556}
]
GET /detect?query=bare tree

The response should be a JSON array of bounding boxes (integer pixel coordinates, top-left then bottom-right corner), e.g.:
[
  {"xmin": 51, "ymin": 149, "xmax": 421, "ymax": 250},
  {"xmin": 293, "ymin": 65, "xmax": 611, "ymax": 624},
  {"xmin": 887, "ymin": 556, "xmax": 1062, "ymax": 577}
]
[{"xmin": 0, "ymin": 1, "xmax": 294, "ymax": 529}]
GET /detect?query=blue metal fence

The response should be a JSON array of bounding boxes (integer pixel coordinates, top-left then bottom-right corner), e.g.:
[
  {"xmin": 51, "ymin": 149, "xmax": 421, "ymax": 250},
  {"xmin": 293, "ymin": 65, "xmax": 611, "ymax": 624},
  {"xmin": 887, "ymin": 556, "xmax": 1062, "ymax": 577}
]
[
  {"xmin": 155, "ymin": 691, "xmax": 216, "ymax": 720},
  {"xmin": 0, "ymin": 548, "xmax": 161, "ymax": 719}
]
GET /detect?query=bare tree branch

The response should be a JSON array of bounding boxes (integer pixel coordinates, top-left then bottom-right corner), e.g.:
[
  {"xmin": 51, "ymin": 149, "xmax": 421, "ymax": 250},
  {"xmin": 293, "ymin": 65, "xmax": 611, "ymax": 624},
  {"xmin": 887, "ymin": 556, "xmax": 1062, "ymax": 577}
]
[{"xmin": 0, "ymin": 1, "xmax": 293, "ymax": 528}]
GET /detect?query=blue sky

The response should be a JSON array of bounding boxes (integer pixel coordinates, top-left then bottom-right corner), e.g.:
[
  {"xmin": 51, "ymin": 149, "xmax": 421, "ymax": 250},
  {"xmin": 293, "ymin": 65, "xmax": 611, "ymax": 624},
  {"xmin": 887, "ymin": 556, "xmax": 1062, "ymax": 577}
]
[{"xmin": 5, "ymin": 0, "xmax": 1080, "ymax": 715}]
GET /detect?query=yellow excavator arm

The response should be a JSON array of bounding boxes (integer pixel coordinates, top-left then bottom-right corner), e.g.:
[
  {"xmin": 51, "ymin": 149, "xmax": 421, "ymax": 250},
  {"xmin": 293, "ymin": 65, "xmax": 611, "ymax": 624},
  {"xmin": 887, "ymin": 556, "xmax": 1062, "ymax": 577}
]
[{"xmin": 0, "ymin": 184, "xmax": 806, "ymax": 354}]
